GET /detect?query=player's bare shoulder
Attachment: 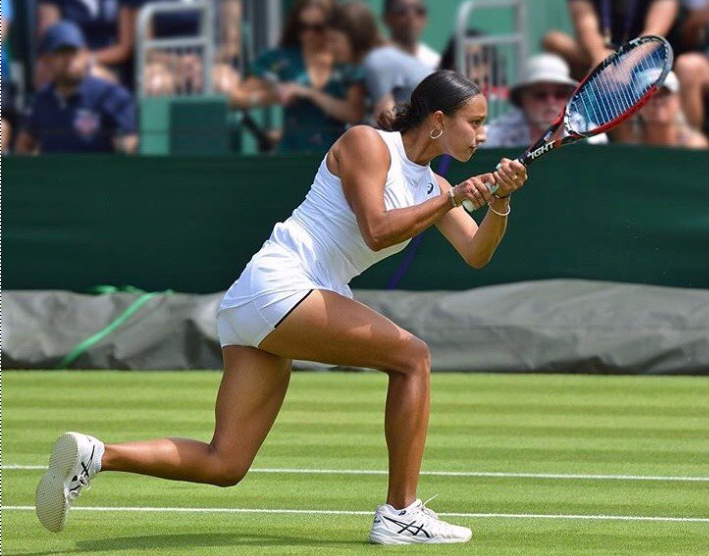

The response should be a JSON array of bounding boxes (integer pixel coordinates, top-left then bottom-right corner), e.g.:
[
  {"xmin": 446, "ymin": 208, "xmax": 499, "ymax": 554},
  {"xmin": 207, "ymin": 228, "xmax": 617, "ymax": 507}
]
[
  {"xmin": 334, "ymin": 125, "xmax": 385, "ymax": 152},
  {"xmin": 329, "ymin": 126, "xmax": 390, "ymax": 178}
]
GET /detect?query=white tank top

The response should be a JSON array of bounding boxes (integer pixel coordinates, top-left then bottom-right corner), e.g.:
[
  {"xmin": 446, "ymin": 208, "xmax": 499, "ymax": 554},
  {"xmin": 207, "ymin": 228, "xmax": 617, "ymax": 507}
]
[{"xmin": 262, "ymin": 129, "xmax": 440, "ymax": 295}]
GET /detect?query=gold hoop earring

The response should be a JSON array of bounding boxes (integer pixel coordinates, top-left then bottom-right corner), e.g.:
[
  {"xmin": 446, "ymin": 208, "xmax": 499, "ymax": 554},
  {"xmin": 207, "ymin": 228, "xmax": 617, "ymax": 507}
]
[{"xmin": 430, "ymin": 128, "xmax": 443, "ymax": 140}]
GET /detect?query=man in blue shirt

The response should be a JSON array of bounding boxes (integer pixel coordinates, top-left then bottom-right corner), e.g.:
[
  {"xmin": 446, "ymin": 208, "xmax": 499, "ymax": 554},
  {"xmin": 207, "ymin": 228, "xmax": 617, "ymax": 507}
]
[
  {"xmin": 2, "ymin": 0, "xmax": 13, "ymax": 80},
  {"xmin": 36, "ymin": 0, "xmax": 142, "ymax": 87},
  {"xmin": 16, "ymin": 22, "xmax": 138, "ymax": 154},
  {"xmin": 2, "ymin": 0, "xmax": 16, "ymax": 152}
]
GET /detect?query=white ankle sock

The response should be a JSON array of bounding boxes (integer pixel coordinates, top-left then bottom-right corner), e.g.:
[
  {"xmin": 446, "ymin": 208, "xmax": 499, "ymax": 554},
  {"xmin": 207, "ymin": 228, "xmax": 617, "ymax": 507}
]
[
  {"xmin": 386, "ymin": 498, "xmax": 420, "ymax": 512},
  {"xmin": 92, "ymin": 439, "xmax": 106, "ymax": 474}
]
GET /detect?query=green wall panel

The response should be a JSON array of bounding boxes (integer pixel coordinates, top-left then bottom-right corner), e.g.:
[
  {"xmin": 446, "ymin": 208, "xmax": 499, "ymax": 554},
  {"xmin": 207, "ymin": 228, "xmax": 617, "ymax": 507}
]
[{"xmin": 4, "ymin": 146, "xmax": 709, "ymax": 293}]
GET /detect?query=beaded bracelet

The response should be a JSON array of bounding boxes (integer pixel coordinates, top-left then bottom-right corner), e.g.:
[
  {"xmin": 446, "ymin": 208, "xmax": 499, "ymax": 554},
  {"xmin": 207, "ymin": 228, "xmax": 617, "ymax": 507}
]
[
  {"xmin": 488, "ymin": 203, "xmax": 511, "ymax": 217},
  {"xmin": 448, "ymin": 188, "xmax": 460, "ymax": 208}
]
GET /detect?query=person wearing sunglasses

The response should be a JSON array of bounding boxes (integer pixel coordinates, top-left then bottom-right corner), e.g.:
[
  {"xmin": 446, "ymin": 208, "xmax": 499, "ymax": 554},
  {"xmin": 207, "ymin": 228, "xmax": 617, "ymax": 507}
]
[
  {"xmin": 383, "ymin": 0, "xmax": 440, "ymax": 70},
  {"xmin": 227, "ymin": 0, "xmax": 365, "ymax": 153},
  {"xmin": 483, "ymin": 53, "xmax": 608, "ymax": 148}
]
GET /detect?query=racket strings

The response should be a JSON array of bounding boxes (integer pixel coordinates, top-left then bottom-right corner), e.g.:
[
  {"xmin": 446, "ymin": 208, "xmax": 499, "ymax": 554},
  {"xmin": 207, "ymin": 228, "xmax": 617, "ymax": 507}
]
[{"xmin": 568, "ymin": 39, "xmax": 670, "ymax": 134}]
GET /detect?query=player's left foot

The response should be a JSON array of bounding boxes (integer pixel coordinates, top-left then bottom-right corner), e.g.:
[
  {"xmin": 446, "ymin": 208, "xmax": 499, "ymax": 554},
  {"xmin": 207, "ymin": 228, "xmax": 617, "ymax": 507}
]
[
  {"xmin": 368, "ymin": 497, "xmax": 472, "ymax": 544},
  {"xmin": 35, "ymin": 432, "xmax": 105, "ymax": 532}
]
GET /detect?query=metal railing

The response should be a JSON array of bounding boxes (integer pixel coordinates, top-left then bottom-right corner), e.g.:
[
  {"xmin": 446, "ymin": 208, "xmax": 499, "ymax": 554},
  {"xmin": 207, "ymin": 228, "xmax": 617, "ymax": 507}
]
[
  {"xmin": 214, "ymin": 0, "xmax": 246, "ymax": 76},
  {"xmin": 240, "ymin": 0, "xmax": 282, "ymax": 67},
  {"xmin": 134, "ymin": 0, "xmax": 281, "ymax": 97},
  {"xmin": 455, "ymin": 0, "xmax": 528, "ymax": 121},
  {"xmin": 136, "ymin": 0, "xmax": 215, "ymax": 97}
]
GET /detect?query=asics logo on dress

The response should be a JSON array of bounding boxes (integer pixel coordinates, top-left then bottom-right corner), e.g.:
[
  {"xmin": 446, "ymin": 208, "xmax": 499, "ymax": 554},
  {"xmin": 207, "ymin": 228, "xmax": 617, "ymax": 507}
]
[
  {"xmin": 427, "ymin": 183, "xmax": 435, "ymax": 194},
  {"xmin": 382, "ymin": 515, "xmax": 431, "ymax": 538}
]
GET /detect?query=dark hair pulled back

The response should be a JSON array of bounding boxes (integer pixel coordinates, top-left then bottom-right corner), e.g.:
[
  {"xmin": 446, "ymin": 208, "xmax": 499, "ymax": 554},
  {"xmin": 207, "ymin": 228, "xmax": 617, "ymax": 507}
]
[{"xmin": 377, "ymin": 70, "xmax": 482, "ymax": 133}]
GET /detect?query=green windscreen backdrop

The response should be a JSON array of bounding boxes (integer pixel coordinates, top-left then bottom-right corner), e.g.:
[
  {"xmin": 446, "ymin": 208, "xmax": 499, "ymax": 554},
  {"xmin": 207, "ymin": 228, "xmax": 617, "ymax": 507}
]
[{"xmin": 4, "ymin": 146, "xmax": 709, "ymax": 293}]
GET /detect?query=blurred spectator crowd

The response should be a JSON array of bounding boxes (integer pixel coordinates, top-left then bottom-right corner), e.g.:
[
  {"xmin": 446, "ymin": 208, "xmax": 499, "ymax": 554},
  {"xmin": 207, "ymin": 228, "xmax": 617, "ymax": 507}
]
[{"xmin": 1, "ymin": 0, "xmax": 708, "ymax": 155}]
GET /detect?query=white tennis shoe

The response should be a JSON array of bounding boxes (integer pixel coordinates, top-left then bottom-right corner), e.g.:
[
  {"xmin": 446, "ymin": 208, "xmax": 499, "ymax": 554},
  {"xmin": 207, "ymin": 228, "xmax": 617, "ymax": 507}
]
[
  {"xmin": 368, "ymin": 496, "xmax": 472, "ymax": 545},
  {"xmin": 35, "ymin": 432, "xmax": 105, "ymax": 532}
]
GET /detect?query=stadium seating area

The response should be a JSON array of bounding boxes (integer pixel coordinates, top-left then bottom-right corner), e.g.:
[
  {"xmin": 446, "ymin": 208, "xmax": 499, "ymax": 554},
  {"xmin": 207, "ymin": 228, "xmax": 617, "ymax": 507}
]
[{"xmin": 2, "ymin": 0, "xmax": 708, "ymax": 155}]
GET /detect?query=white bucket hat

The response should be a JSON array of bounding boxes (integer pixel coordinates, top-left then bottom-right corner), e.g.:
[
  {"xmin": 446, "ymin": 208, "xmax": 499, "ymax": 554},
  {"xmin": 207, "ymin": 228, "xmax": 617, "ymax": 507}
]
[
  {"xmin": 636, "ymin": 67, "xmax": 679, "ymax": 94},
  {"xmin": 510, "ymin": 53, "xmax": 578, "ymax": 106},
  {"xmin": 662, "ymin": 70, "xmax": 679, "ymax": 93},
  {"xmin": 662, "ymin": 71, "xmax": 679, "ymax": 94}
]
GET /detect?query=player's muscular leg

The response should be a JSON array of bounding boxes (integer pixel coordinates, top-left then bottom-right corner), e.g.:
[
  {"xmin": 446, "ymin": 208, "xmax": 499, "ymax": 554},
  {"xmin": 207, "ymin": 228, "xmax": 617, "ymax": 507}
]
[
  {"xmin": 101, "ymin": 347, "xmax": 291, "ymax": 487},
  {"xmin": 259, "ymin": 289, "xmax": 431, "ymax": 509}
]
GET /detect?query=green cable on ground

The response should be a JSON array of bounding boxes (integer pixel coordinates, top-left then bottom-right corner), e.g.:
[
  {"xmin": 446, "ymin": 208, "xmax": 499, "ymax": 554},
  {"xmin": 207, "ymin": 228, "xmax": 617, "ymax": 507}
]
[
  {"xmin": 88, "ymin": 285, "xmax": 147, "ymax": 295},
  {"xmin": 55, "ymin": 288, "xmax": 174, "ymax": 370}
]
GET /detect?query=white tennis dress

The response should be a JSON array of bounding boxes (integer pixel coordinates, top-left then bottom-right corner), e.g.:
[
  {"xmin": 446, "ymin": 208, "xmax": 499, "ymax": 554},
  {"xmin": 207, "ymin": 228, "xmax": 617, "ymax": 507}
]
[{"xmin": 216, "ymin": 129, "xmax": 441, "ymax": 348}]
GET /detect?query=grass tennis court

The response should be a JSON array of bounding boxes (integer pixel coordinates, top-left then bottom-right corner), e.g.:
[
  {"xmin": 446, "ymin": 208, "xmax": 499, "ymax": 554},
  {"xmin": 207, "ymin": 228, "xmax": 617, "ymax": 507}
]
[{"xmin": 3, "ymin": 371, "xmax": 709, "ymax": 555}]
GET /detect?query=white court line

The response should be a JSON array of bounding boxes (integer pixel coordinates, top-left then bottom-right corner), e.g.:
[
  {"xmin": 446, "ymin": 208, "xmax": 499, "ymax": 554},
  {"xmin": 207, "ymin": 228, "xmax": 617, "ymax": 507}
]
[
  {"xmin": 4, "ymin": 465, "xmax": 709, "ymax": 482},
  {"xmin": 3, "ymin": 505, "xmax": 708, "ymax": 523}
]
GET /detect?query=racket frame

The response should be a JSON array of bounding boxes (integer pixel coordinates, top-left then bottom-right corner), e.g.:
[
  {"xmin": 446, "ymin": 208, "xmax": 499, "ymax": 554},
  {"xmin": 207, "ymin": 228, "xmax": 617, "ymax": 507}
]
[{"xmin": 519, "ymin": 35, "xmax": 674, "ymax": 167}]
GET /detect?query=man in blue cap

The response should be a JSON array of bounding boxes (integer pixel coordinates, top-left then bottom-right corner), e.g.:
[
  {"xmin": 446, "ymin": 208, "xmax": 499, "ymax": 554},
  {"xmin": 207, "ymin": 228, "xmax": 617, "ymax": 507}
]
[{"xmin": 16, "ymin": 21, "xmax": 138, "ymax": 154}]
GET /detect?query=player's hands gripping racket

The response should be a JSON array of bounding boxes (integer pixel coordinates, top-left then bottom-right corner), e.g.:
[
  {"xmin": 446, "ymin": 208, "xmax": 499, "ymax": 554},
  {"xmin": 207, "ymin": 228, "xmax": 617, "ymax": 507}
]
[{"xmin": 462, "ymin": 35, "xmax": 674, "ymax": 212}]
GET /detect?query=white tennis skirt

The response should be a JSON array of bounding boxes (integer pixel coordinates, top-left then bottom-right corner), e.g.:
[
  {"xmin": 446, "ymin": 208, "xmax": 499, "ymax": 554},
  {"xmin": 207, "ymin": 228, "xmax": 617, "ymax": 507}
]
[{"xmin": 216, "ymin": 245, "xmax": 324, "ymax": 348}]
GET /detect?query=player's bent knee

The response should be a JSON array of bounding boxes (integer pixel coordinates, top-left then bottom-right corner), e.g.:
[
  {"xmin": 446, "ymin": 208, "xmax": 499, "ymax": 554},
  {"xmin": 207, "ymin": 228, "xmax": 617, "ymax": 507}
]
[
  {"xmin": 208, "ymin": 461, "xmax": 250, "ymax": 488},
  {"xmin": 418, "ymin": 340, "xmax": 432, "ymax": 370},
  {"xmin": 211, "ymin": 468, "xmax": 248, "ymax": 488},
  {"xmin": 397, "ymin": 337, "xmax": 432, "ymax": 376}
]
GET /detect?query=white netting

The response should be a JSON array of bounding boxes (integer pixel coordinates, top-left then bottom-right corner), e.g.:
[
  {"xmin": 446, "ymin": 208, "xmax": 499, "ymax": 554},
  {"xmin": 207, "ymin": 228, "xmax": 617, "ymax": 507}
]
[{"xmin": 567, "ymin": 38, "xmax": 672, "ymax": 135}]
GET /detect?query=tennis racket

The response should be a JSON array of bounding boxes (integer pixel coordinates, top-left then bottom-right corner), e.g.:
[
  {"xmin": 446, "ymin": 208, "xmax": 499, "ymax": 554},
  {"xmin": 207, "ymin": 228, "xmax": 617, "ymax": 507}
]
[{"xmin": 463, "ymin": 35, "xmax": 674, "ymax": 212}]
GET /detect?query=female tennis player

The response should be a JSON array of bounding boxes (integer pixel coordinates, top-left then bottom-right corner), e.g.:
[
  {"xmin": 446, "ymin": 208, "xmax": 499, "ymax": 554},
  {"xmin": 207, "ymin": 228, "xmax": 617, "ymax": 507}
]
[{"xmin": 36, "ymin": 70, "xmax": 528, "ymax": 544}]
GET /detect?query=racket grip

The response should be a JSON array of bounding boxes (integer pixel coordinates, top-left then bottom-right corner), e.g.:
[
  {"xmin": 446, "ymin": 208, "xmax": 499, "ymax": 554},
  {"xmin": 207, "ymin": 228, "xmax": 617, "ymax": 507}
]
[{"xmin": 462, "ymin": 181, "xmax": 498, "ymax": 212}]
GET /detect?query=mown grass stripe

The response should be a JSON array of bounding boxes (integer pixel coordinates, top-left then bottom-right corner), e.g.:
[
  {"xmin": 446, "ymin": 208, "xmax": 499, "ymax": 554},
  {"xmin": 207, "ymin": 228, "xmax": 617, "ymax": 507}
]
[
  {"xmin": 5, "ymin": 464, "xmax": 709, "ymax": 482},
  {"xmin": 4, "ymin": 505, "xmax": 708, "ymax": 523}
]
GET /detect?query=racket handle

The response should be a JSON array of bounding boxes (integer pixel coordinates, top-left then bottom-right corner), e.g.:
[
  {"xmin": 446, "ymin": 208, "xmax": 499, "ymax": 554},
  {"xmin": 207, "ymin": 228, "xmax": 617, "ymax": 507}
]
[
  {"xmin": 462, "ymin": 182, "xmax": 498, "ymax": 212},
  {"xmin": 463, "ymin": 158, "xmax": 530, "ymax": 211}
]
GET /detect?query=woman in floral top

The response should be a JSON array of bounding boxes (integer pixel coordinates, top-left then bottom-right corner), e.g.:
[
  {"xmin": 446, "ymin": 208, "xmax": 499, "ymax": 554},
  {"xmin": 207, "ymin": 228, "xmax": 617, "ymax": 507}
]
[{"xmin": 228, "ymin": 0, "xmax": 365, "ymax": 153}]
